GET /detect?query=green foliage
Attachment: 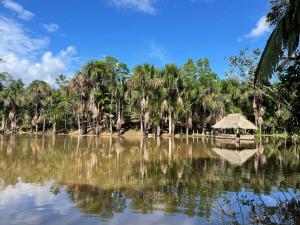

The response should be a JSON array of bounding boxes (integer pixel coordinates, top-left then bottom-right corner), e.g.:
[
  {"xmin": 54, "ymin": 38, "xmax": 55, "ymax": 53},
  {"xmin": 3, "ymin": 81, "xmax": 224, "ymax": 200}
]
[
  {"xmin": 0, "ymin": 51, "xmax": 299, "ymax": 135},
  {"xmin": 255, "ymin": 0, "xmax": 300, "ymax": 83}
]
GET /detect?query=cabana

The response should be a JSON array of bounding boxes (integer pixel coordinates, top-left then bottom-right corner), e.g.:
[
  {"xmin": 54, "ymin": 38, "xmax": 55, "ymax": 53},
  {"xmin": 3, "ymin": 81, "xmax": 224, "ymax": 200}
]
[{"xmin": 212, "ymin": 113, "xmax": 257, "ymax": 140}]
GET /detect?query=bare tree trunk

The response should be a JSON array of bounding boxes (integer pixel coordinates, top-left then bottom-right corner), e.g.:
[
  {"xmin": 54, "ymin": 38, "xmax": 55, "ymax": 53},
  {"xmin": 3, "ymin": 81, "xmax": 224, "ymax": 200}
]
[
  {"xmin": 186, "ymin": 127, "xmax": 189, "ymax": 136},
  {"xmin": 35, "ymin": 124, "xmax": 38, "ymax": 133},
  {"xmin": 168, "ymin": 109, "xmax": 172, "ymax": 136}
]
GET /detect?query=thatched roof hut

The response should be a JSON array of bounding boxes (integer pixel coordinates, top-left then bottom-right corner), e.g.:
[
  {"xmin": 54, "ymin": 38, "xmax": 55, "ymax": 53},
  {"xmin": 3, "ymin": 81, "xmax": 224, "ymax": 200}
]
[{"xmin": 212, "ymin": 113, "xmax": 257, "ymax": 130}]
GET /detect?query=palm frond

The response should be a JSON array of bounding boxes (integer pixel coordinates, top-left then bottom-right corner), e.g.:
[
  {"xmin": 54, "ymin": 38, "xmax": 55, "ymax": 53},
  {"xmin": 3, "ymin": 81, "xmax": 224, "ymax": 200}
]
[{"xmin": 255, "ymin": 19, "xmax": 284, "ymax": 83}]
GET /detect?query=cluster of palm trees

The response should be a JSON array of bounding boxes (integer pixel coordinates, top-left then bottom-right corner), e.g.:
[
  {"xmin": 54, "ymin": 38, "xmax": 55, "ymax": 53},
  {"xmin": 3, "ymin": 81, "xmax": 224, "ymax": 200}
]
[{"xmin": 1, "ymin": 57, "xmax": 241, "ymax": 136}]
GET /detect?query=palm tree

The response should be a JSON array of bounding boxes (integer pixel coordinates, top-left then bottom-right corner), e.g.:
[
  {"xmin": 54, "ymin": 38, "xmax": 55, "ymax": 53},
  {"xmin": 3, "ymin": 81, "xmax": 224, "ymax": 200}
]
[
  {"xmin": 115, "ymin": 63, "xmax": 129, "ymax": 135},
  {"xmin": 181, "ymin": 59, "xmax": 198, "ymax": 135},
  {"xmin": 127, "ymin": 64, "xmax": 156, "ymax": 136},
  {"xmin": 55, "ymin": 74, "xmax": 74, "ymax": 133},
  {"xmin": 26, "ymin": 80, "xmax": 52, "ymax": 133},
  {"xmin": 0, "ymin": 72, "xmax": 10, "ymax": 132},
  {"xmin": 70, "ymin": 73, "xmax": 91, "ymax": 135},
  {"xmin": 255, "ymin": 0, "xmax": 300, "ymax": 83},
  {"xmin": 162, "ymin": 64, "xmax": 182, "ymax": 136},
  {"xmin": 3, "ymin": 79, "xmax": 24, "ymax": 133}
]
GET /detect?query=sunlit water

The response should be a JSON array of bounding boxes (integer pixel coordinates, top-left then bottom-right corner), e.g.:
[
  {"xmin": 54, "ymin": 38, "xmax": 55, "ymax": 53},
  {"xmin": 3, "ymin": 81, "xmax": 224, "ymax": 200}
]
[{"xmin": 0, "ymin": 135, "xmax": 299, "ymax": 225}]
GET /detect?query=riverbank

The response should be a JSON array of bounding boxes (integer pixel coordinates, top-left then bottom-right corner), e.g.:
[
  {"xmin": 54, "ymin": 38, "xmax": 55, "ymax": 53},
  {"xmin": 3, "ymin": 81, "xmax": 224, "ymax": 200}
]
[{"xmin": 3, "ymin": 129, "xmax": 299, "ymax": 143}]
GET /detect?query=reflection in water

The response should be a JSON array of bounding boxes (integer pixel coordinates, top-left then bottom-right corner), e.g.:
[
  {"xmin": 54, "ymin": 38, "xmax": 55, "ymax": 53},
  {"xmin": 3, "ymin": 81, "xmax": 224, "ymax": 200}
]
[{"xmin": 0, "ymin": 135, "xmax": 299, "ymax": 225}]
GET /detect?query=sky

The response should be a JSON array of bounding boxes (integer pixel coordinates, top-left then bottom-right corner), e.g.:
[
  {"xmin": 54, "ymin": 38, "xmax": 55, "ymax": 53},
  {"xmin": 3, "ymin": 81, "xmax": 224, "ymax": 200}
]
[{"xmin": 0, "ymin": 0, "xmax": 271, "ymax": 84}]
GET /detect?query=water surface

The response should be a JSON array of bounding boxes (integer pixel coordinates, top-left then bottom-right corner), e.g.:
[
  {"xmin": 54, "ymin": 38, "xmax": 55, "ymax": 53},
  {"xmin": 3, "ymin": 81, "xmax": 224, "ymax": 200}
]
[{"xmin": 0, "ymin": 135, "xmax": 299, "ymax": 225}]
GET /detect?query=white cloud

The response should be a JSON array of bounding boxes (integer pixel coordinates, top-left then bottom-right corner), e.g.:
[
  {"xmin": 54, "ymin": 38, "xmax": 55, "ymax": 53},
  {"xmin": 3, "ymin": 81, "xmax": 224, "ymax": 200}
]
[
  {"xmin": 43, "ymin": 23, "xmax": 59, "ymax": 33},
  {"xmin": 246, "ymin": 16, "xmax": 270, "ymax": 38},
  {"xmin": 0, "ymin": 16, "xmax": 77, "ymax": 84},
  {"xmin": 0, "ymin": 16, "xmax": 48, "ymax": 57},
  {"xmin": 0, "ymin": 47, "xmax": 77, "ymax": 84},
  {"xmin": 2, "ymin": 0, "xmax": 34, "ymax": 21},
  {"xmin": 109, "ymin": 0, "xmax": 156, "ymax": 14}
]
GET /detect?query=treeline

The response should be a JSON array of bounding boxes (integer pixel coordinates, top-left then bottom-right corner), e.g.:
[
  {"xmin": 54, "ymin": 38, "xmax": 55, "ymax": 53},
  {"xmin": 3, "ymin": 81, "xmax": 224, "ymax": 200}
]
[{"xmin": 0, "ymin": 50, "xmax": 299, "ymax": 136}]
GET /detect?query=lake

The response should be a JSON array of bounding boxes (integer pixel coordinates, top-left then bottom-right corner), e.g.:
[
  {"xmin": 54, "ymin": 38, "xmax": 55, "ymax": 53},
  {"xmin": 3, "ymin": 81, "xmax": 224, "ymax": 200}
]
[{"xmin": 0, "ymin": 135, "xmax": 299, "ymax": 225}]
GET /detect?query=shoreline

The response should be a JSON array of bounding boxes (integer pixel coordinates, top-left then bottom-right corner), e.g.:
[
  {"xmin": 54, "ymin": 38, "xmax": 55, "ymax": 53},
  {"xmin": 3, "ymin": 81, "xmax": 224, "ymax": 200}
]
[{"xmin": 1, "ymin": 129, "xmax": 295, "ymax": 140}]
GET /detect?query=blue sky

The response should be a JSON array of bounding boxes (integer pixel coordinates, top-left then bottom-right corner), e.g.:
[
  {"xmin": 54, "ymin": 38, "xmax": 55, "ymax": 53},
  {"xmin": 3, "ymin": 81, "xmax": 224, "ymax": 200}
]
[{"xmin": 0, "ymin": 0, "xmax": 271, "ymax": 83}]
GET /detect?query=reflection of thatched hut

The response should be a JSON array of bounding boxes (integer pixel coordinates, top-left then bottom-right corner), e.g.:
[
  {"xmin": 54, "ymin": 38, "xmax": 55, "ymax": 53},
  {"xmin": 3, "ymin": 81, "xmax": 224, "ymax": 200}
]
[
  {"xmin": 212, "ymin": 113, "xmax": 257, "ymax": 140},
  {"xmin": 212, "ymin": 148, "xmax": 257, "ymax": 165}
]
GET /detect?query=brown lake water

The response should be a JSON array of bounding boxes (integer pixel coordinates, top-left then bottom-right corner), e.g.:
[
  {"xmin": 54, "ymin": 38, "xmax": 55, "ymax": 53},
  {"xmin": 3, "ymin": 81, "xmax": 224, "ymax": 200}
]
[{"xmin": 0, "ymin": 135, "xmax": 299, "ymax": 225}]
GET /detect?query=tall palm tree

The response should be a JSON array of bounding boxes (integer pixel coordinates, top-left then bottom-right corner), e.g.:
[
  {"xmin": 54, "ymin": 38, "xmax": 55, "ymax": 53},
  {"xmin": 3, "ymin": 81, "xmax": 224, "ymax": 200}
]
[
  {"xmin": 70, "ymin": 73, "xmax": 91, "ymax": 135},
  {"xmin": 4, "ymin": 79, "xmax": 24, "ymax": 133},
  {"xmin": 26, "ymin": 80, "xmax": 52, "ymax": 133},
  {"xmin": 115, "ymin": 63, "xmax": 129, "ymax": 135},
  {"xmin": 127, "ymin": 64, "xmax": 156, "ymax": 136},
  {"xmin": 162, "ymin": 64, "xmax": 182, "ymax": 136},
  {"xmin": 0, "ymin": 72, "xmax": 10, "ymax": 131},
  {"xmin": 3, "ymin": 79, "xmax": 24, "ymax": 133},
  {"xmin": 255, "ymin": 0, "xmax": 300, "ymax": 83}
]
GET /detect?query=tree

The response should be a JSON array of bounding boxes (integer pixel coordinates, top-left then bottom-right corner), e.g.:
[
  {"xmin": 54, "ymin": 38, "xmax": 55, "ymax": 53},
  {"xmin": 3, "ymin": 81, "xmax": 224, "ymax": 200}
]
[
  {"xmin": 181, "ymin": 59, "xmax": 198, "ymax": 135},
  {"xmin": 3, "ymin": 78, "xmax": 24, "ymax": 133},
  {"xmin": 70, "ymin": 73, "xmax": 91, "ymax": 135},
  {"xmin": 255, "ymin": 0, "xmax": 300, "ymax": 83},
  {"xmin": 26, "ymin": 80, "xmax": 52, "ymax": 133},
  {"xmin": 55, "ymin": 74, "xmax": 74, "ymax": 133},
  {"xmin": 127, "ymin": 64, "xmax": 156, "ymax": 136},
  {"xmin": 162, "ymin": 64, "xmax": 182, "ymax": 136}
]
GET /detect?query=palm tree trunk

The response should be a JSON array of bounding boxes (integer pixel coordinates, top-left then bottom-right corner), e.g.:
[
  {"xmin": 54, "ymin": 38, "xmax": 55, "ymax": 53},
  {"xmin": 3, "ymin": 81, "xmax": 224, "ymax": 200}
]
[
  {"xmin": 77, "ymin": 115, "xmax": 81, "ymax": 134},
  {"xmin": 35, "ymin": 124, "xmax": 38, "ymax": 133},
  {"xmin": 172, "ymin": 121, "xmax": 175, "ymax": 135},
  {"xmin": 11, "ymin": 117, "xmax": 16, "ymax": 134},
  {"xmin": 186, "ymin": 127, "xmax": 189, "ymax": 136},
  {"xmin": 81, "ymin": 117, "xmax": 87, "ymax": 135},
  {"xmin": 156, "ymin": 124, "xmax": 161, "ymax": 137},
  {"xmin": 109, "ymin": 115, "xmax": 112, "ymax": 134},
  {"xmin": 96, "ymin": 118, "xmax": 99, "ymax": 136},
  {"xmin": 168, "ymin": 109, "xmax": 172, "ymax": 136},
  {"xmin": 64, "ymin": 115, "xmax": 67, "ymax": 133},
  {"xmin": 0, "ymin": 115, "xmax": 5, "ymax": 131},
  {"xmin": 53, "ymin": 122, "xmax": 56, "ymax": 134},
  {"xmin": 140, "ymin": 115, "xmax": 144, "ymax": 135},
  {"xmin": 42, "ymin": 117, "xmax": 46, "ymax": 133}
]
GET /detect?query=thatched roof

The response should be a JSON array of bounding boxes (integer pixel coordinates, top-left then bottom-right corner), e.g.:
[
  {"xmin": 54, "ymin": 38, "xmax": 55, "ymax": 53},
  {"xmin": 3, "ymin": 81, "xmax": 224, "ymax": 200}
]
[
  {"xmin": 212, "ymin": 113, "xmax": 257, "ymax": 130},
  {"xmin": 212, "ymin": 148, "xmax": 257, "ymax": 165}
]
